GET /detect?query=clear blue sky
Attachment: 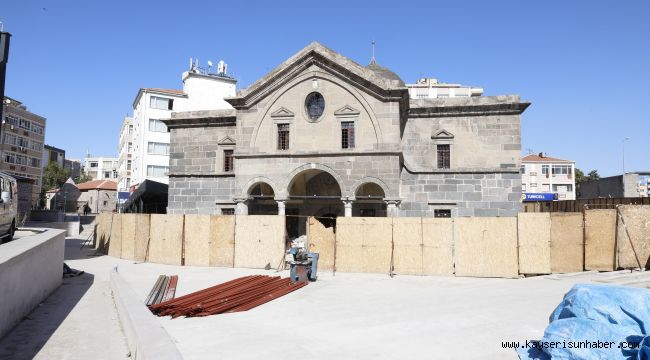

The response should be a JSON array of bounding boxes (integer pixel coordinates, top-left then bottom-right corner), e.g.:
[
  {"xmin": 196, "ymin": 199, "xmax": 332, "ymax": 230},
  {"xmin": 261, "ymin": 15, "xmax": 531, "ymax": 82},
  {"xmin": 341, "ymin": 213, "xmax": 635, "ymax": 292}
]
[{"xmin": 2, "ymin": 0, "xmax": 648, "ymax": 176}]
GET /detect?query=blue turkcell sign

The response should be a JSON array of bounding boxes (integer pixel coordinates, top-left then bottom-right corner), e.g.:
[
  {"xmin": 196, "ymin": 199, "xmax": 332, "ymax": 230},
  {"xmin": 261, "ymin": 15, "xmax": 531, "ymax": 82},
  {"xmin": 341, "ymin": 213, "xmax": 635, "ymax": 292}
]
[
  {"xmin": 524, "ymin": 193, "xmax": 557, "ymax": 201},
  {"xmin": 118, "ymin": 191, "xmax": 130, "ymax": 200}
]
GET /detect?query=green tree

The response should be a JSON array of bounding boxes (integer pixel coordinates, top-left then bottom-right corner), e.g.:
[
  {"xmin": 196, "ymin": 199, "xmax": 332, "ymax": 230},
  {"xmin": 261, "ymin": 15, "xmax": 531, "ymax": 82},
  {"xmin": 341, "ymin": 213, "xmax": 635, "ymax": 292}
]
[
  {"xmin": 75, "ymin": 170, "xmax": 93, "ymax": 184},
  {"xmin": 41, "ymin": 163, "xmax": 71, "ymax": 192},
  {"xmin": 575, "ymin": 168, "xmax": 600, "ymax": 184}
]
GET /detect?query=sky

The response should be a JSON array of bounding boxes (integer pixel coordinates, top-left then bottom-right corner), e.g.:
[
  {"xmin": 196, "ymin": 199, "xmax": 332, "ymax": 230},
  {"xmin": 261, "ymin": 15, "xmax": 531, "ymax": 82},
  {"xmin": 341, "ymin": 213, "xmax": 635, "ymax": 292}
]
[{"xmin": 1, "ymin": 0, "xmax": 648, "ymax": 176}]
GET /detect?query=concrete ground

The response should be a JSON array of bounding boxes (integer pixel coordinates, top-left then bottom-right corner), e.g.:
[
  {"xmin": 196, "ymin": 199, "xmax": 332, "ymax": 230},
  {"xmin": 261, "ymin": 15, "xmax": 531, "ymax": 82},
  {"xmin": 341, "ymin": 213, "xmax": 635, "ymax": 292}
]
[
  {"xmin": 0, "ymin": 227, "xmax": 130, "ymax": 360},
  {"xmin": 2, "ymin": 227, "xmax": 646, "ymax": 360}
]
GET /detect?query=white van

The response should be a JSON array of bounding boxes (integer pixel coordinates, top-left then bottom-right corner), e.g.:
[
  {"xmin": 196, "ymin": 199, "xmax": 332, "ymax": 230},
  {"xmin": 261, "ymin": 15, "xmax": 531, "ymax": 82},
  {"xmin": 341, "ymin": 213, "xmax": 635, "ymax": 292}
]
[{"xmin": 0, "ymin": 172, "xmax": 17, "ymax": 242}]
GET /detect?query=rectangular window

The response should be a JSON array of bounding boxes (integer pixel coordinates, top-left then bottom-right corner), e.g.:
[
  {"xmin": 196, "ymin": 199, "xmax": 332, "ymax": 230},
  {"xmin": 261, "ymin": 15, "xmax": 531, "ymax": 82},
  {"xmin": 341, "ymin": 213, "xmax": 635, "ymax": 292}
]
[
  {"xmin": 148, "ymin": 119, "xmax": 167, "ymax": 132},
  {"xmin": 19, "ymin": 119, "xmax": 30, "ymax": 130},
  {"xmin": 147, "ymin": 142, "xmax": 170, "ymax": 155},
  {"xmin": 221, "ymin": 208, "xmax": 235, "ymax": 215},
  {"xmin": 223, "ymin": 150, "xmax": 234, "ymax": 172},
  {"xmin": 277, "ymin": 124, "xmax": 290, "ymax": 150},
  {"xmin": 4, "ymin": 153, "xmax": 15, "ymax": 164},
  {"xmin": 90, "ymin": 162, "xmax": 98, "ymax": 168},
  {"xmin": 127, "ymin": 160, "xmax": 132, "ymax": 170},
  {"xmin": 127, "ymin": 142, "xmax": 133, "ymax": 152},
  {"xmin": 4, "ymin": 133, "xmax": 16, "ymax": 145},
  {"xmin": 542, "ymin": 165, "xmax": 549, "ymax": 175},
  {"xmin": 30, "ymin": 141, "xmax": 42, "ymax": 151},
  {"xmin": 551, "ymin": 165, "xmax": 572, "ymax": 175},
  {"xmin": 30, "ymin": 158, "xmax": 40, "ymax": 167},
  {"xmin": 552, "ymin": 184, "xmax": 573, "ymax": 193},
  {"xmin": 31, "ymin": 123, "xmax": 44, "ymax": 135},
  {"xmin": 434, "ymin": 209, "xmax": 452, "ymax": 218},
  {"xmin": 520, "ymin": 165, "xmax": 526, "ymax": 174},
  {"xmin": 437, "ymin": 144, "xmax": 450, "ymax": 169},
  {"xmin": 104, "ymin": 171, "xmax": 110, "ymax": 178},
  {"xmin": 150, "ymin": 96, "xmax": 174, "ymax": 110},
  {"xmin": 341, "ymin": 122, "xmax": 355, "ymax": 149},
  {"xmin": 522, "ymin": 184, "xmax": 526, "ymax": 192},
  {"xmin": 147, "ymin": 165, "xmax": 169, "ymax": 177},
  {"xmin": 5, "ymin": 115, "xmax": 18, "ymax": 126}
]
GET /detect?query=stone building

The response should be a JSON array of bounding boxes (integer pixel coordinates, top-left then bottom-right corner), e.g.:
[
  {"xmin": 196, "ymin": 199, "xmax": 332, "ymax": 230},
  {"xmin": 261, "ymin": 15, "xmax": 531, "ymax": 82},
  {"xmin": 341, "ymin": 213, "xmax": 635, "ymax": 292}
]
[{"xmin": 164, "ymin": 42, "xmax": 529, "ymax": 227}]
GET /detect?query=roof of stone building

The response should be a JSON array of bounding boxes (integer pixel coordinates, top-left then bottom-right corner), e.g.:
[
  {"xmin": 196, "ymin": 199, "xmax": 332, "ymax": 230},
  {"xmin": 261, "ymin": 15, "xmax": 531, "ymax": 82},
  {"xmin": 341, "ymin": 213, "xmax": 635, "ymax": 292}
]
[
  {"xmin": 522, "ymin": 154, "xmax": 573, "ymax": 163},
  {"xmin": 366, "ymin": 60, "xmax": 405, "ymax": 87},
  {"xmin": 227, "ymin": 42, "xmax": 407, "ymax": 108},
  {"xmin": 77, "ymin": 180, "xmax": 117, "ymax": 191}
]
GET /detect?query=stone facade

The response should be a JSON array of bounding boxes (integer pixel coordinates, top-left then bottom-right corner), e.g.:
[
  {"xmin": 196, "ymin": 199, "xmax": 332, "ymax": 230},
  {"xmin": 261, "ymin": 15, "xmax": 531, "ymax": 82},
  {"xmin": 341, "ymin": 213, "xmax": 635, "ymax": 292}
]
[{"xmin": 164, "ymin": 42, "xmax": 529, "ymax": 218}]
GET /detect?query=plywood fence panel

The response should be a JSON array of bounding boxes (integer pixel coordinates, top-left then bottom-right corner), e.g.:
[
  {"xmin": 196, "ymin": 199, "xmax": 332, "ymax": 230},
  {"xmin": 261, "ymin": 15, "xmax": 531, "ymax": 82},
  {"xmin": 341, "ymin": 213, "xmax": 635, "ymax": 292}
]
[
  {"xmin": 120, "ymin": 214, "xmax": 137, "ymax": 260},
  {"xmin": 96, "ymin": 212, "xmax": 112, "ymax": 253},
  {"xmin": 148, "ymin": 214, "xmax": 184, "ymax": 266},
  {"xmin": 107, "ymin": 214, "xmax": 122, "ymax": 258},
  {"xmin": 454, "ymin": 217, "xmax": 518, "ymax": 278},
  {"xmin": 183, "ymin": 215, "xmax": 211, "ymax": 266},
  {"xmin": 517, "ymin": 213, "xmax": 551, "ymax": 274},
  {"xmin": 307, "ymin": 217, "xmax": 335, "ymax": 271},
  {"xmin": 617, "ymin": 205, "xmax": 650, "ymax": 269},
  {"xmin": 133, "ymin": 214, "xmax": 150, "ymax": 262},
  {"xmin": 392, "ymin": 218, "xmax": 423, "ymax": 275},
  {"xmin": 421, "ymin": 218, "xmax": 454, "ymax": 276},
  {"xmin": 209, "ymin": 215, "xmax": 235, "ymax": 267},
  {"xmin": 550, "ymin": 213, "xmax": 584, "ymax": 273},
  {"xmin": 335, "ymin": 217, "xmax": 392, "ymax": 274},
  {"xmin": 234, "ymin": 215, "xmax": 285, "ymax": 269},
  {"xmin": 584, "ymin": 209, "xmax": 616, "ymax": 271}
]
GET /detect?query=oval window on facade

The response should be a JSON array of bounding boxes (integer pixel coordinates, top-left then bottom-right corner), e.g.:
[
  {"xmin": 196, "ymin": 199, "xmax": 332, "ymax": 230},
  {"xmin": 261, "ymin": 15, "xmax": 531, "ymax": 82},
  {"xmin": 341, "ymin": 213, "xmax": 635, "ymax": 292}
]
[{"xmin": 305, "ymin": 92, "xmax": 325, "ymax": 121}]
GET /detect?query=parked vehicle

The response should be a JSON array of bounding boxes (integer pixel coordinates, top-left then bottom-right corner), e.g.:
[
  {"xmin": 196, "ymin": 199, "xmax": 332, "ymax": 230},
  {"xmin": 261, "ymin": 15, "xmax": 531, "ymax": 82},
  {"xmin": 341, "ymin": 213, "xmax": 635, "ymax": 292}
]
[{"xmin": 0, "ymin": 172, "xmax": 17, "ymax": 242}]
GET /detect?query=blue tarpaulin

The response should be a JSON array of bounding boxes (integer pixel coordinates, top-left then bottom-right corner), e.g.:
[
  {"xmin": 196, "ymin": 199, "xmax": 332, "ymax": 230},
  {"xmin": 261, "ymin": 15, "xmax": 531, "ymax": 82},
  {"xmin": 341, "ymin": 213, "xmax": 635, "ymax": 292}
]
[{"xmin": 517, "ymin": 284, "xmax": 650, "ymax": 360}]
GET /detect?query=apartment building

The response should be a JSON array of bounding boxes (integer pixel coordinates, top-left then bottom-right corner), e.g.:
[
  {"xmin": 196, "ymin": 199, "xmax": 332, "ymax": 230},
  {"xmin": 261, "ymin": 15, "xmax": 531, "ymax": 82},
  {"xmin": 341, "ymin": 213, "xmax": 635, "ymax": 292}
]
[
  {"xmin": 83, "ymin": 156, "xmax": 118, "ymax": 181},
  {"xmin": 1, "ymin": 96, "xmax": 45, "ymax": 205},
  {"xmin": 126, "ymin": 60, "xmax": 236, "ymax": 191},
  {"xmin": 521, "ymin": 153, "xmax": 576, "ymax": 201},
  {"xmin": 42, "ymin": 144, "xmax": 65, "ymax": 168},
  {"xmin": 117, "ymin": 116, "xmax": 133, "ymax": 192},
  {"xmin": 406, "ymin": 77, "xmax": 483, "ymax": 99},
  {"xmin": 64, "ymin": 158, "xmax": 81, "ymax": 180}
]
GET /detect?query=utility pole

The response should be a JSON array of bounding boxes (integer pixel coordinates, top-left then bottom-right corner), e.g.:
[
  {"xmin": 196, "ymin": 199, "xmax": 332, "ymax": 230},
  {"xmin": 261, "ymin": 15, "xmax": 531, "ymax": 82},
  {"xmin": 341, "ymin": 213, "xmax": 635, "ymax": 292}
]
[{"xmin": 0, "ymin": 24, "xmax": 12, "ymax": 140}]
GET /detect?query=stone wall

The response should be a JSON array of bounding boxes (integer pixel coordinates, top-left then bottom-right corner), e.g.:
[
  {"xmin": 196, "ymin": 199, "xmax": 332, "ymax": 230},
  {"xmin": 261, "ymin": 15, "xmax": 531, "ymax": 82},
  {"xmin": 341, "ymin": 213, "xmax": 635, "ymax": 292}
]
[
  {"xmin": 168, "ymin": 177, "xmax": 236, "ymax": 214},
  {"xmin": 399, "ymin": 171, "xmax": 521, "ymax": 217}
]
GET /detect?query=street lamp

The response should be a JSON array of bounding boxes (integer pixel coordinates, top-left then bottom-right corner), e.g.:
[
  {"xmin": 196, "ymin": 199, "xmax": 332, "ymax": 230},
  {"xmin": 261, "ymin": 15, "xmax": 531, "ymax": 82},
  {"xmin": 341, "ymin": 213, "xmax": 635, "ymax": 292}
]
[
  {"xmin": 622, "ymin": 137, "xmax": 630, "ymax": 175},
  {"xmin": 0, "ymin": 25, "xmax": 12, "ymax": 140}
]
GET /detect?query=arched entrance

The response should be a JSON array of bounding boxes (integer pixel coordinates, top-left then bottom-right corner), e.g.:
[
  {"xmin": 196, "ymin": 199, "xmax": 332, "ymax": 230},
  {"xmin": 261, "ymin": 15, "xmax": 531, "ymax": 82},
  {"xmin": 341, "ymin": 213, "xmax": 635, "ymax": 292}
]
[
  {"xmin": 353, "ymin": 182, "xmax": 387, "ymax": 217},
  {"xmin": 286, "ymin": 170, "xmax": 343, "ymax": 237},
  {"xmin": 247, "ymin": 182, "xmax": 278, "ymax": 215}
]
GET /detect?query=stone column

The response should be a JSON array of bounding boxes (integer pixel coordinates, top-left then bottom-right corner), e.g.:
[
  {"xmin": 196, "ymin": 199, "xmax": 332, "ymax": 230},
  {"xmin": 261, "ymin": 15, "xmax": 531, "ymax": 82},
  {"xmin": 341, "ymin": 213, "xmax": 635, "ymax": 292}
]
[
  {"xmin": 234, "ymin": 197, "xmax": 248, "ymax": 215},
  {"xmin": 385, "ymin": 199, "xmax": 401, "ymax": 217},
  {"xmin": 276, "ymin": 200, "xmax": 286, "ymax": 216},
  {"xmin": 343, "ymin": 200, "xmax": 353, "ymax": 217}
]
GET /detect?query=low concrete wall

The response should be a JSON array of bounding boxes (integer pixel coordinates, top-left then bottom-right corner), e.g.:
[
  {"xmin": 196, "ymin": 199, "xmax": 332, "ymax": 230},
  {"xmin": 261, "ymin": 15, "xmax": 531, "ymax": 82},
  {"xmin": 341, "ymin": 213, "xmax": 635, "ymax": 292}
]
[
  {"xmin": 0, "ymin": 229, "xmax": 66, "ymax": 339},
  {"xmin": 110, "ymin": 272, "xmax": 182, "ymax": 360},
  {"xmin": 26, "ymin": 221, "xmax": 81, "ymax": 237}
]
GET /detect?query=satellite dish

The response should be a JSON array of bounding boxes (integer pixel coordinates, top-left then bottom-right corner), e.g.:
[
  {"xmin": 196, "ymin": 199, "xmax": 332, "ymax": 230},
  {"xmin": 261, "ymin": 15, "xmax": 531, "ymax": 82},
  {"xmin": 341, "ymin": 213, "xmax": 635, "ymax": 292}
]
[{"xmin": 207, "ymin": 60, "xmax": 213, "ymax": 67}]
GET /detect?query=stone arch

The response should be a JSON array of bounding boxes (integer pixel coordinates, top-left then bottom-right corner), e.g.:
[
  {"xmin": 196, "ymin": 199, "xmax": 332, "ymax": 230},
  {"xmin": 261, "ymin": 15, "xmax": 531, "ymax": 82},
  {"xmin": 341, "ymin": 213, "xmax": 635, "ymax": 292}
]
[
  {"xmin": 249, "ymin": 69, "xmax": 383, "ymax": 150},
  {"xmin": 285, "ymin": 163, "xmax": 346, "ymax": 197},
  {"xmin": 350, "ymin": 176, "xmax": 391, "ymax": 200},
  {"xmin": 240, "ymin": 176, "xmax": 281, "ymax": 198}
]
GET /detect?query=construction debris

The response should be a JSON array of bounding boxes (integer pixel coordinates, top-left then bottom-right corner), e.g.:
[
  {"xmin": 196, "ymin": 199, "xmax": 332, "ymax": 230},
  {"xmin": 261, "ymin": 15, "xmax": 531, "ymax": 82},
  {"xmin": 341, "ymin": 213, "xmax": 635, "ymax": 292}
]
[
  {"xmin": 149, "ymin": 275, "xmax": 307, "ymax": 318},
  {"xmin": 145, "ymin": 275, "xmax": 178, "ymax": 306}
]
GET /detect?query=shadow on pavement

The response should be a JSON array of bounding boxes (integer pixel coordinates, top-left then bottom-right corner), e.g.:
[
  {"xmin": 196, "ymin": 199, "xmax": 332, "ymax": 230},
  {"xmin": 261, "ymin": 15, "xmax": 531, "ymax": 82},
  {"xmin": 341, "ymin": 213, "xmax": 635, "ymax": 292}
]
[
  {"xmin": 64, "ymin": 238, "xmax": 103, "ymax": 261},
  {"xmin": 0, "ymin": 273, "xmax": 94, "ymax": 360}
]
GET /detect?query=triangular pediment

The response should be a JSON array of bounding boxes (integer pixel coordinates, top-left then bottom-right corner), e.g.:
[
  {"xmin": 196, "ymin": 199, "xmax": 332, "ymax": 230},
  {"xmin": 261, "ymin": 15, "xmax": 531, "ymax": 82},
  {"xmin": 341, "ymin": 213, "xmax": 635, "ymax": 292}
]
[
  {"xmin": 218, "ymin": 136, "xmax": 236, "ymax": 145},
  {"xmin": 225, "ymin": 42, "xmax": 408, "ymax": 110},
  {"xmin": 432, "ymin": 129, "xmax": 454, "ymax": 139},
  {"xmin": 334, "ymin": 105, "xmax": 360, "ymax": 117},
  {"xmin": 270, "ymin": 107, "xmax": 295, "ymax": 118}
]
